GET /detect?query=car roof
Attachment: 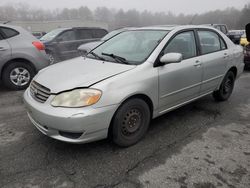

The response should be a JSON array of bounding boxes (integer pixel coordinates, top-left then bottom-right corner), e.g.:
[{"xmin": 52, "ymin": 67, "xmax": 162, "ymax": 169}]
[
  {"xmin": 73, "ymin": 27, "xmax": 107, "ymax": 30},
  {"xmin": 203, "ymin": 24, "xmax": 227, "ymax": 26},
  {"xmin": 0, "ymin": 24, "xmax": 25, "ymax": 31},
  {"xmin": 131, "ymin": 25, "xmax": 219, "ymax": 31}
]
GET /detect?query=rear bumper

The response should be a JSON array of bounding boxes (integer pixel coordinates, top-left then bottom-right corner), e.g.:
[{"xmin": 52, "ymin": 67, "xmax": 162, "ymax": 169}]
[{"xmin": 32, "ymin": 50, "xmax": 50, "ymax": 71}]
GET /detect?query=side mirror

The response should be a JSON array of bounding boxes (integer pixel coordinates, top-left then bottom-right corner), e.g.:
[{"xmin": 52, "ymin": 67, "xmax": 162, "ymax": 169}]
[
  {"xmin": 77, "ymin": 45, "xmax": 91, "ymax": 56},
  {"xmin": 246, "ymin": 23, "xmax": 250, "ymax": 42},
  {"xmin": 160, "ymin": 53, "xmax": 183, "ymax": 64}
]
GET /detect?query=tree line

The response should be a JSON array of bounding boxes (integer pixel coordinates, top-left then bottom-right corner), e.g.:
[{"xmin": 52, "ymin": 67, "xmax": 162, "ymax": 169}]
[{"xmin": 0, "ymin": 3, "xmax": 249, "ymax": 30}]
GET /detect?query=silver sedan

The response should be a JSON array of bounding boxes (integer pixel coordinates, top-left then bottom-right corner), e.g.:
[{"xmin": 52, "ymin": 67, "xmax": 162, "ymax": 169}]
[{"xmin": 24, "ymin": 25, "xmax": 244, "ymax": 147}]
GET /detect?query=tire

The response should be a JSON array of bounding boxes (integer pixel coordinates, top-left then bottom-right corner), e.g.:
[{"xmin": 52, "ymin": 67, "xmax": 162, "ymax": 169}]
[
  {"xmin": 111, "ymin": 98, "xmax": 151, "ymax": 147},
  {"xmin": 2, "ymin": 61, "xmax": 35, "ymax": 90},
  {"xmin": 213, "ymin": 71, "xmax": 235, "ymax": 101}
]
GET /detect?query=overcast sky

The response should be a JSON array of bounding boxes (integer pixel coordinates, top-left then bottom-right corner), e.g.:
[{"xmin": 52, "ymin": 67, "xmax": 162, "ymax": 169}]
[{"xmin": 1, "ymin": 0, "xmax": 250, "ymax": 14}]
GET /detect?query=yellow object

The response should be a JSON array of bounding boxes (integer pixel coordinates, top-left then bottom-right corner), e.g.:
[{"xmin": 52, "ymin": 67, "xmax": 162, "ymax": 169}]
[{"xmin": 240, "ymin": 36, "xmax": 249, "ymax": 46}]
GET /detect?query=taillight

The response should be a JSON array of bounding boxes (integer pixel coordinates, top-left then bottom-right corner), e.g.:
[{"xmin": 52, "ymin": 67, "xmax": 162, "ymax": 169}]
[{"xmin": 32, "ymin": 41, "xmax": 45, "ymax": 51}]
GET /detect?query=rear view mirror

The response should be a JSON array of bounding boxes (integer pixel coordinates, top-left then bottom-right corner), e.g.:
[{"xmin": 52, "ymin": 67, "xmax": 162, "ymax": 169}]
[
  {"xmin": 246, "ymin": 23, "xmax": 250, "ymax": 42},
  {"xmin": 160, "ymin": 53, "xmax": 183, "ymax": 64}
]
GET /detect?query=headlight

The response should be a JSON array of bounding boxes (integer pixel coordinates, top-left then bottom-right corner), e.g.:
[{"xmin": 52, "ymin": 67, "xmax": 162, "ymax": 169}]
[{"xmin": 51, "ymin": 89, "xmax": 102, "ymax": 107}]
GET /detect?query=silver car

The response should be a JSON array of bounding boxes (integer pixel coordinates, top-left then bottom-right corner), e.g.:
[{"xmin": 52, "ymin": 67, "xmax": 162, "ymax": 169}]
[
  {"xmin": 24, "ymin": 25, "xmax": 244, "ymax": 147},
  {"xmin": 0, "ymin": 24, "xmax": 49, "ymax": 90}
]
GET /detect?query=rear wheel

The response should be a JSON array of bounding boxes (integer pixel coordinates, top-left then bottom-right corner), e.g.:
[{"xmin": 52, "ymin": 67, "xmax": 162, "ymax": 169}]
[
  {"xmin": 213, "ymin": 71, "xmax": 235, "ymax": 101},
  {"xmin": 2, "ymin": 61, "xmax": 35, "ymax": 90},
  {"xmin": 111, "ymin": 98, "xmax": 151, "ymax": 147},
  {"xmin": 47, "ymin": 51, "xmax": 59, "ymax": 64}
]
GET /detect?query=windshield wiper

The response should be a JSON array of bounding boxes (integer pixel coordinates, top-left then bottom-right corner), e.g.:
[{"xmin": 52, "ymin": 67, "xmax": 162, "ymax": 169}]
[
  {"xmin": 88, "ymin": 51, "xmax": 106, "ymax": 61},
  {"xmin": 101, "ymin": 52, "xmax": 129, "ymax": 64}
]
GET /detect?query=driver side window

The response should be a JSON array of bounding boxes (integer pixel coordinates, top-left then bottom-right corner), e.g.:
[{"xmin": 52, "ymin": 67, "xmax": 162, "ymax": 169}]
[{"xmin": 163, "ymin": 31, "xmax": 197, "ymax": 60}]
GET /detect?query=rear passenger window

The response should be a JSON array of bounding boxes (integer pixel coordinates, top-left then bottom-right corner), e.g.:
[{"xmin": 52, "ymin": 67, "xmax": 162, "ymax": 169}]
[
  {"xmin": 163, "ymin": 31, "xmax": 197, "ymax": 60},
  {"xmin": 0, "ymin": 27, "xmax": 19, "ymax": 39},
  {"xmin": 198, "ymin": 30, "xmax": 221, "ymax": 55},
  {"xmin": 93, "ymin": 29, "xmax": 108, "ymax": 38},
  {"xmin": 77, "ymin": 29, "xmax": 93, "ymax": 39},
  {"xmin": 220, "ymin": 26, "xmax": 227, "ymax": 34}
]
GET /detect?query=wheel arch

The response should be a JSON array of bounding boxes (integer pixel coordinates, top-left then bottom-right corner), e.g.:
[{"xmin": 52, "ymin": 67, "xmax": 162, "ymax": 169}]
[
  {"xmin": 108, "ymin": 93, "xmax": 154, "ymax": 139},
  {"xmin": 228, "ymin": 66, "xmax": 237, "ymax": 78},
  {"xmin": 1, "ymin": 58, "xmax": 36, "ymax": 80}
]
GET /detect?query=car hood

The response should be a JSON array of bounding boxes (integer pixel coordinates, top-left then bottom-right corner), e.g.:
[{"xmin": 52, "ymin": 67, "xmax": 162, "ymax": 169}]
[{"xmin": 34, "ymin": 57, "xmax": 136, "ymax": 93}]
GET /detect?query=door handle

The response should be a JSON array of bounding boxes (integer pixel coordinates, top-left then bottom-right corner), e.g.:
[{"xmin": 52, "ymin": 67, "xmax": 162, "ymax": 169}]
[
  {"xmin": 223, "ymin": 53, "xmax": 229, "ymax": 58},
  {"xmin": 194, "ymin": 60, "xmax": 202, "ymax": 67}
]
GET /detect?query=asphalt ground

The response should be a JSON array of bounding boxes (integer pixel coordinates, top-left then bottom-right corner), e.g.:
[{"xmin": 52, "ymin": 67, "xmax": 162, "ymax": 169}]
[{"xmin": 0, "ymin": 71, "xmax": 250, "ymax": 188}]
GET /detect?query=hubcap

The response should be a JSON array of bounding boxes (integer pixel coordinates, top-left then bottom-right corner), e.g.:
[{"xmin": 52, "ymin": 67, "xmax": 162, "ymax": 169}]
[
  {"xmin": 121, "ymin": 109, "xmax": 142, "ymax": 136},
  {"xmin": 10, "ymin": 67, "xmax": 30, "ymax": 86},
  {"xmin": 48, "ymin": 53, "xmax": 55, "ymax": 64}
]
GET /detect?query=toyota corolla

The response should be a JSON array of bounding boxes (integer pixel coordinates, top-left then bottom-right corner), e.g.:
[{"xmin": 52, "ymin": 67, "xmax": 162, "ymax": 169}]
[{"xmin": 24, "ymin": 25, "xmax": 244, "ymax": 147}]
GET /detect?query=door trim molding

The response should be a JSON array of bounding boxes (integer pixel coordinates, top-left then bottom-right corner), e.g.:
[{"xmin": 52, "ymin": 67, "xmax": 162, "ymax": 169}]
[
  {"xmin": 159, "ymin": 91, "xmax": 213, "ymax": 115},
  {"xmin": 160, "ymin": 82, "xmax": 202, "ymax": 99}
]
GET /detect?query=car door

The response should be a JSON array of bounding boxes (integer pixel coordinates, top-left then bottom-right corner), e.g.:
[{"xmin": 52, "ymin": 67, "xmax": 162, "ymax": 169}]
[
  {"xmin": 197, "ymin": 30, "xmax": 228, "ymax": 95},
  {"xmin": 158, "ymin": 30, "xmax": 203, "ymax": 113},
  {"xmin": 0, "ymin": 30, "xmax": 11, "ymax": 72},
  {"xmin": 56, "ymin": 29, "xmax": 78, "ymax": 60}
]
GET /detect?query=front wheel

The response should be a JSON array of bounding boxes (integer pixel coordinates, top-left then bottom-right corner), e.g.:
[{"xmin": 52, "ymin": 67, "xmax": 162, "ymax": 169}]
[
  {"xmin": 213, "ymin": 71, "xmax": 235, "ymax": 101},
  {"xmin": 2, "ymin": 61, "xmax": 35, "ymax": 90},
  {"xmin": 111, "ymin": 98, "xmax": 151, "ymax": 147}
]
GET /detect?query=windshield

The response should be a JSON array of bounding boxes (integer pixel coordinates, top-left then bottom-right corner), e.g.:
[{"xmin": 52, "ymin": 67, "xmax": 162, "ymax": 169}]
[
  {"xmin": 40, "ymin": 28, "xmax": 65, "ymax": 41},
  {"xmin": 88, "ymin": 30, "xmax": 169, "ymax": 65}
]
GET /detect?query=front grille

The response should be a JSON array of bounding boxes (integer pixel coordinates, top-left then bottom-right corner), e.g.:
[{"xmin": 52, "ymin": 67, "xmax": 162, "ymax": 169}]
[{"xmin": 30, "ymin": 81, "xmax": 51, "ymax": 103}]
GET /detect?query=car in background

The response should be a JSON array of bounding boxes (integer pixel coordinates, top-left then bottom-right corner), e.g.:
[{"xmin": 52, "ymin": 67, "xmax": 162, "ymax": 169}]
[
  {"xmin": 40, "ymin": 27, "xmax": 108, "ymax": 64},
  {"xmin": 24, "ymin": 25, "xmax": 244, "ymax": 146},
  {"xmin": 0, "ymin": 24, "xmax": 49, "ymax": 90},
  {"xmin": 204, "ymin": 24, "xmax": 244, "ymax": 44},
  {"xmin": 32, "ymin": 31, "xmax": 46, "ymax": 39},
  {"xmin": 227, "ymin": 30, "xmax": 245, "ymax": 44},
  {"xmin": 205, "ymin": 24, "xmax": 229, "ymax": 35},
  {"xmin": 78, "ymin": 27, "xmax": 135, "ymax": 56},
  {"xmin": 244, "ymin": 44, "xmax": 250, "ymax": 69},
  {"xmin": 240, "ymin": 33, "xmax": 249, "ymax": 46}
]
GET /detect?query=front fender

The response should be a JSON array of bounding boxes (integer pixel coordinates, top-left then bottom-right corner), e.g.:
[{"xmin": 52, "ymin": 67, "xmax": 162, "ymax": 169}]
[{"xmin": 92, "ymin": 63, "xmax": 159, "ymax": 117}]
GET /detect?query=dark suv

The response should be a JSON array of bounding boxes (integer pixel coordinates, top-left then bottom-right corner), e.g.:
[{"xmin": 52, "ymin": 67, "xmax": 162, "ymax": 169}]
[{"xmin": 40, "ymin": 27, "xmax": 108, "ymax": 64}]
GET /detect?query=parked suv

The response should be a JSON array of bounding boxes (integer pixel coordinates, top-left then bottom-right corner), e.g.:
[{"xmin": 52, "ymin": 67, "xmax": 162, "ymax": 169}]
[
  {"xmin": 0, "ymin": 24, "xmax": 49, "ymax": 90},
  {"xmin": 40, "ymin": 27, "xmax": 108, "ymax": 64},
  {"xmin": 78, "ymin": 27, "xmax": 136, "ymax": 56}
]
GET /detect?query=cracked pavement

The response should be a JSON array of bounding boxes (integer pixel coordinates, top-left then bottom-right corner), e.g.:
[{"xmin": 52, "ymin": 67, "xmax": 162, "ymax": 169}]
[{"xmin": 0, "ymin": 71, "xmax": 250, "ymax": 188}]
